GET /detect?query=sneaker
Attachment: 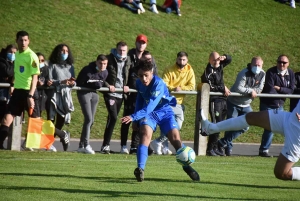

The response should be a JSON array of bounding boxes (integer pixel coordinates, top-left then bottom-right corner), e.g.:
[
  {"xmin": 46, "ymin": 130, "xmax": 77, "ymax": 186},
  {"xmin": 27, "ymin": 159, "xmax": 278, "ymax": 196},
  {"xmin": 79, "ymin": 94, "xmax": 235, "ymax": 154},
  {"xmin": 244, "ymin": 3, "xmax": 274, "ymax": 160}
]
[
  {"xmin": 259, "ymin": 151, "xmax": 272, "ymax": 158},
  {"xmin": 134, "ymin": 167, "xmax": 144, "ymax": 182},
  {"xmin": 206, "ymin": 149, "xmax": 219, "ymax": 156},
  {"xmin": 139, "ymin": 3, "xmax": 145, "ymax": 13},
  {"xmin": 176, "ymin": 9, "xmax": 181, "ymax": 16},
  {"xmin": 130, "ymin": 148, "xmax": 137, "ymax": 154},
  {"xmin": 225, "ymin": 147, "xmax": 232, "ymax": 156},
  {"xmin": 121, "ymin": 145, "xmax": 129, "ymax": 154},
  {"xmin": 85, "ymin": 145, "xmax": 95, "ymax": 154},
  {"xmin": 215, "ymin": 141, "xmax": 225, "ymax": 156},
  {"xmin": 200, "ymin": 109, "xmax": 211, "ymax": 136},
  {"xmin": 61, "ymin": 131, "xmax": 70, "ymax": 151},
  {"xmin": 21, "ymin": 140, "xmax": 34, "ymax": 151},
  {"xmin": 214, "ymin": 148, "xmax": 225, "ymax": 156},
  {"xmin": 137, "ymin": 9, "xmax": 141, "ymax": 14},
  {"xmin": 77, "ymin": 147, "xmax": 85, "ymax": 153},
  {"xmin": 150, "ymin": 4, "xmax": 159, "ymax": 14},
  {"xmin": 48, "ymin": 144, "xmax": 57, "ymax": 152},
  {"xmin": 162, "ymin": 148, "xmax": 172, "ymax": 155},
  {"xmin": 182, "ymin": 166, "xmax": 200, "ymax": 181},
  {"xmin": 101, "ymin": 145, "xmax": 110, "ymax": 154},
  {"xmin": 290, "ymin": 0, "xmax": 296, "ymax": 8},
  {"xmin": 150, "ymin": 140, "xmax": 162, "ymax": 155},
  {"xmin": 148, "ymin": 147, "xmax": 154, "ymax": 156}
]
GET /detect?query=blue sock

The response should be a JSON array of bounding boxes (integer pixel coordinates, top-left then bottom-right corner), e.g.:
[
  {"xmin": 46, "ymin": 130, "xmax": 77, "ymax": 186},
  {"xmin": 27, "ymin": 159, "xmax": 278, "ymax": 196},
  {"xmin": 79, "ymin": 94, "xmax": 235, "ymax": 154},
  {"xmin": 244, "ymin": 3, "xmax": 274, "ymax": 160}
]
[{"xmin": 137, "ymin": 144, "xmax": 148, "ymax": 170}]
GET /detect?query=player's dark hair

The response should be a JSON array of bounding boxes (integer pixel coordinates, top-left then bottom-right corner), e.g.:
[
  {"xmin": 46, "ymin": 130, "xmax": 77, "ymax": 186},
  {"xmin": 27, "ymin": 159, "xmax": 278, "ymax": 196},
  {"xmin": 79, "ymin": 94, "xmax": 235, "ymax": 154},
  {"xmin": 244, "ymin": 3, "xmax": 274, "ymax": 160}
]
[
  {"xmin": 36, "ymin": 52, "xmax": 45, "ymax": 59},
  {"xmin": 116, "ymin": 41, "xmax": 127, "ymax": 48},
  {"xmin": 96, "ymin": 54, "xmax": 108, "ymax": 61},
  {"xmin": 136, "ymin": 59, "xmax": 153, "ymax": 72},
  {"xmin": 49, "ymin": 43, "xmax": 74, "ymax": 65},
  {"xmin": 177, "ymin": 51, "xmax": 188, "ymax": 58},
  {"xmin": 142, "ymin": 50, "xmax": 151, "ymax": 57},
  {"xmin": 16, "ymin": 31, "xmax": 29, "ymax": 40}
]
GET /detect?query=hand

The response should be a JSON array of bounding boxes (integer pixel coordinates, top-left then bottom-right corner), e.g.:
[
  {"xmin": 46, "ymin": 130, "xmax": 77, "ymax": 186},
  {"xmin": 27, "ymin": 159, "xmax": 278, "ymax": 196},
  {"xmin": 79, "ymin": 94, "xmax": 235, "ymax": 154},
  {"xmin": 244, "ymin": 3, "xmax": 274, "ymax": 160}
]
[
  {"xmin": 47, "ymin": 79, "xmax": 53, "ymax": 86},
  {"xmin": 296, "ymin": 113, "xmax": 300, "ymax": 122},
  {"xmin": 219, "ymin": 56, "xmax": 226, "ymax": 61},
  {"xmin": 9, "ymin": 87, "xmax": 14, "ymax": 95},
  {"xmin": 67, "ymin": 80, "xmax": 76, "ymax": 86},
  {"xmin": 274, "ymin": 86, "xmax": 280, "ymax": 91},
  {"xmin": 109, "ymin": 85, "xmax": 115, "ymax": 92},
  {"xmin": 27, "ymin": 97, "xmax": 35, "ymax": 110},
  {"xmin": 123, "ymin": 86, "xmax": 129, "ymax": 93},
  {"xmin": 132, "ymin": 122, "xmax": 139, "ymax": 131},
  {"xmin": 175, "ymin": 86, "xmax": 181, "ymax": 91},
  {"xmin": 224, "ymin": 86, "xmax": 231, "ymax": 97},
  {"xmin": 121, "ymin": 116, "xmax": 133, "ymax": 124},
  {"xmin": 251, "ymin": 90, "xmax": 257, "ymax": 98}
]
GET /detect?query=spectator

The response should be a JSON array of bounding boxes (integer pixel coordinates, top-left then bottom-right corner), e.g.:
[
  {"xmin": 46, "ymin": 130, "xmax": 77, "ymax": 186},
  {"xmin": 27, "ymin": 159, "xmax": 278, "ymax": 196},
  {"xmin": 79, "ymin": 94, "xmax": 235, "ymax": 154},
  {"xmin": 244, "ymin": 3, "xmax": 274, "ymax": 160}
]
[
  {"xmin": 290, "ymin": 71, "xmax": 300, "ymax": 112},
  {"xmin": 101, "ymin": 41, "xmax": 132, "ymax": 154},
  {"xmin": 201, "ymin": 52, "xmax": 232, "ymax": 156},
  {"xmin": 0, "ymin": 44, "xmax": 17, "ymax": 149},
  {"xmin": 121, "ymin": 60, "xmax": 200, "ymax": 182},
  {"xmin": 115, "ymin": 0, "xmax": 142, "ymax": 14},
  {"xmin": 0, "ymin": 31, "xmax": 40, "ymax": 151},
  {"xmin": 35, "ymin": 52, "xmax": 49, "ymax": 116},
  {"xmin": 217, "ymin": 57, "xmax": 265, "ymax": 156},
  {"xmin": 47, "ymin": 43, "xmax": 75, "ymax": 151},
  {"xmin": 258, "ymin": 55, "xmax": 295, "ymax": 157},
  {"xmin": 151, "ymin": 51, "xmax": 195, "ymax": 155},
  {"xmin": 162, "ymin": 0, "xmax": 182, "ymax": 16},
  {"xmin": 125, "ymin": 34, "xmax": 157, "ymax": 154},
  {"xmin": 76, "ymin": 54, "xmax": 108, "ymax": 154}
]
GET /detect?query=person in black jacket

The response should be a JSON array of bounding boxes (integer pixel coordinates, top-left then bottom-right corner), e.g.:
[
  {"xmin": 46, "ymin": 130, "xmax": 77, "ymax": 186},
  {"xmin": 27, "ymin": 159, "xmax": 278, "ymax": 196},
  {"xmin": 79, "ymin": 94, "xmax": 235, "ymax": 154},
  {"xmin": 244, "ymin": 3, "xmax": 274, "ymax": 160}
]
[
  {"xmin": 76, "ymin": 54, "xmax": 108, "ymax": 154},
  {"xmin": 258, "ymin": 55, "xmax": 295, "ymax": 157},
  {"xmin": 101, "ymin": 41, "xmax": 132, "ymax": 154},
  {"xmin": 201, "ymin": 52, "xmax": 232, "ymax": 156},
  {"xmin": 125, "ymin": 34, "xmax": 157, "ymax": 154},
  {"xmin": 0, "ymin": 44, "xmax": 17, "ymax": 149}
]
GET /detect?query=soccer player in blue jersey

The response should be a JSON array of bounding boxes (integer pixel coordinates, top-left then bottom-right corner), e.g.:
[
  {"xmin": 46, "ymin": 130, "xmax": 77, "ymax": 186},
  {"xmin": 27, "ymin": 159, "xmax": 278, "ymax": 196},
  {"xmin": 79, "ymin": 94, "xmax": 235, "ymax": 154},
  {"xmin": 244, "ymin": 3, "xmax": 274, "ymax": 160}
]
[{"xmin": 121, "ymin": 60, "xmax": 200, "ymax": 182}]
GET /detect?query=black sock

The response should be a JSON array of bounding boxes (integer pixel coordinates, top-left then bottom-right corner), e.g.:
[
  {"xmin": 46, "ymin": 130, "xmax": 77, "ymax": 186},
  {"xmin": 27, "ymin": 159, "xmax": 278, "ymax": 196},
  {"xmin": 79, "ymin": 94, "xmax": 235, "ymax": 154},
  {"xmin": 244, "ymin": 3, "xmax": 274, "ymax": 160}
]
[
  {"xmin": 54, "ymin": 128, "xmax": 65, "ymax": 138},
  {"xmin": 0, "ymin": 125, "xmax": 9, "ymax": 144}
]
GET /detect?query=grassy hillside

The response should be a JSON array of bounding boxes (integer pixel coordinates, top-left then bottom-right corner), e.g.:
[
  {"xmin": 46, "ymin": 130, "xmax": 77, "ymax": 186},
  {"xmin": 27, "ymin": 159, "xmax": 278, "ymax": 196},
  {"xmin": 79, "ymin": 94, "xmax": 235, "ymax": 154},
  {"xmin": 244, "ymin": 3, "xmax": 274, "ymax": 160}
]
[{"xmin": 1, "ymin": 0, "xmax": 300, "ymax": 143}]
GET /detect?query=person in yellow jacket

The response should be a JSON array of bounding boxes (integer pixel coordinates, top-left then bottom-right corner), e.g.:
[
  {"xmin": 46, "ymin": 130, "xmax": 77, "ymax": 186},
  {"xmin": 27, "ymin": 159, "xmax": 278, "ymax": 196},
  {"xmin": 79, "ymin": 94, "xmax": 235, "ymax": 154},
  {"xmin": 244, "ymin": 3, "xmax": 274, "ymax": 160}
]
[{"xmin": 150, "ymin": 51, "xmax": 195, "ymax": 155}]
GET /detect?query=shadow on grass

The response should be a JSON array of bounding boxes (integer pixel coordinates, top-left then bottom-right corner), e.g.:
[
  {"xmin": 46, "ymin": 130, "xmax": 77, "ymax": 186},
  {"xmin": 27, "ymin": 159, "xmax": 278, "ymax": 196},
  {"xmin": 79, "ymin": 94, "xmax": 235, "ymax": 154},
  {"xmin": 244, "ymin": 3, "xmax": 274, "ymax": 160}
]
[
  {"xmin": 0, "ymin": 185, "xmax": 271, "ymax": 200},
  {"xmin": 0, "ymin": 172, "xmax": 299, "ymax": 190}
]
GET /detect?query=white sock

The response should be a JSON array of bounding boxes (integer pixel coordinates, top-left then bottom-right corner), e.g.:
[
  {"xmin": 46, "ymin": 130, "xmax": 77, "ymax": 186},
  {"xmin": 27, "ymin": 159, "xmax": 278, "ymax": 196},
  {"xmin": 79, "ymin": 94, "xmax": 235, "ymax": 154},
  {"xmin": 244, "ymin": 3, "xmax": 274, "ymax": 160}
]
[
  {"xmin": 292, "ymin": 167, "xmax": 300, "ymax": 180},
  {"xmin": 209, "ymin": 115, "xmax": 249, "ymax": 134}
]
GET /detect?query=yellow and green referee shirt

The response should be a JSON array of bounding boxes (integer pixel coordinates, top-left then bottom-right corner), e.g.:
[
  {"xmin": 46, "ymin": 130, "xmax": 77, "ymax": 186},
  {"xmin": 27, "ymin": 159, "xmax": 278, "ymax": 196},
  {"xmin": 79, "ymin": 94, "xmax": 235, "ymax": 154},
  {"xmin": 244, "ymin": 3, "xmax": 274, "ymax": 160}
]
[{"xmin": 14, "ymin": 47, "xmax": 40, "ymax": 90}]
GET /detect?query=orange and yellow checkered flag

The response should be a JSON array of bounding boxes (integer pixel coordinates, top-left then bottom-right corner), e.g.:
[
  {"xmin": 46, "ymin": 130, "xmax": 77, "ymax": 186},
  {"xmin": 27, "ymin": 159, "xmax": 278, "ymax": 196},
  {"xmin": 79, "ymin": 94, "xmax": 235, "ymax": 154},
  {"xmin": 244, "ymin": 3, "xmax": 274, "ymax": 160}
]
[{"xmin": 26, "ymin": 118, "xmax": 55, "ymax": 149}]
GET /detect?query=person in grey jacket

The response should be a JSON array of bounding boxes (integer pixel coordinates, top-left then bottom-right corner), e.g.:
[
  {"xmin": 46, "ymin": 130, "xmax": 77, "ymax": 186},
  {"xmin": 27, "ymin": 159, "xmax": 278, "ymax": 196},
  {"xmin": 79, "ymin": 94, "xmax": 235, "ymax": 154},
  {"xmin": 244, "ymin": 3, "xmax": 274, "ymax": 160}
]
[
  {"xmin": 218, "ymin": 56, "xmax": 265, "ymax": 156},
  {"xmin": 46, "ymin": 43, "xmax": 75, "ymax": 151}
]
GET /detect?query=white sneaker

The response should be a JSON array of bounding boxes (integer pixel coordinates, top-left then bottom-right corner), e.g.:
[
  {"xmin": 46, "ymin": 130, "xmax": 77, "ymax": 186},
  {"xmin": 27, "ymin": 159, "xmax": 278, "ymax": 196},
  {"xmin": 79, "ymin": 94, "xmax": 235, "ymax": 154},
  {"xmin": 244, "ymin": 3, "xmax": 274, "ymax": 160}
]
[
  {"xmin": 101, "ymin": 145, "xmax": 110, "ymax": 154},
  {"xmin": 290, "ymin": 0, "xmax": 296, "ymax": 8},
  {"xmin": 21, "ymin": 140, "xmax": 34, "ymax": 151},
  {"xmin": 77, "ymin": 147, "xmax": 85, "ymax": 153},
  {"xmin": 200, "ymin": 109, "xmax": 211, "ymax": 136},
  {"xmin": 162, "ymin": 148, "xmax": 172, "ymax": 155},
  {"xmin": 85, "ymin": 145, "xmax": 95, "ymax": 154},
  {"xmin": 150, "ymin": 140, "xmax": 162, "ymax": 155},
  {"xmin": 139, "ymin": 3, "xmax": 145, "ymax": 13},
  {"xmin": 137, "ymin": 9, "xmax": 141, "ymax": 14},
  {"xmin": 48, "ymin": 144, "xmax": 57, "ymax": 152},
  {"xmin": 121, "ymin": 145, "xmax": 129, "ymax": 154},
  {"xmin": 150, "ymin": 4, "xmax": 159, "ymax": 14}
]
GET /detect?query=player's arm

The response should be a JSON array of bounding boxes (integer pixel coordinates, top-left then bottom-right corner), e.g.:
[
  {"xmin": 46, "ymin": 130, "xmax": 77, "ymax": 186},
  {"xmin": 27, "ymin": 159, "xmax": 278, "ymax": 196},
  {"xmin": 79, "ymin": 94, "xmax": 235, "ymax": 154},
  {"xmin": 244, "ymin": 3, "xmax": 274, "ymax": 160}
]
[{"xmin": 130, "ymin": 81, "xmax": 165, "ymax": 121}]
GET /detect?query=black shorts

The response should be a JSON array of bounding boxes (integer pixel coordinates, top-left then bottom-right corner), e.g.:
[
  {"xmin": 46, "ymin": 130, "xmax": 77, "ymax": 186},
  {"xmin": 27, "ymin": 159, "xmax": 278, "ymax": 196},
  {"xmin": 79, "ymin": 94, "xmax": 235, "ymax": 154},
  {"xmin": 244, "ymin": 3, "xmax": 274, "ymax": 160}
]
[{"xmin": 7, "ymin": 89, "xmax": 40, "ymax": 118}]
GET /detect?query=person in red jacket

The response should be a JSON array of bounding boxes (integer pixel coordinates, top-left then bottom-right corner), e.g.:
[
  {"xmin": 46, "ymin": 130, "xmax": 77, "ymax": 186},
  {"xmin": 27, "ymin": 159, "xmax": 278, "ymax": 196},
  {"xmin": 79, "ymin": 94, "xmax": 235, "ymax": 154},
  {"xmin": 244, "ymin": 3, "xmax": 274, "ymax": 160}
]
[{"xmin": 162, "ymin": 0, "xmax": 182, "ymax": 16}]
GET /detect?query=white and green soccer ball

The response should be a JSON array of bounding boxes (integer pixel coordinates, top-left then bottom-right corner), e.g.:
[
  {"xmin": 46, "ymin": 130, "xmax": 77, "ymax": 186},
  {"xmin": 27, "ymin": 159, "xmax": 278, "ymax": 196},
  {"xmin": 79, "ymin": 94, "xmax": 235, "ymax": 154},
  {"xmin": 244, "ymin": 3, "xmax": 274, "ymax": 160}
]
[{"xmin": 176, "ymin": 146, "xmax": 196, "ymax": 166}]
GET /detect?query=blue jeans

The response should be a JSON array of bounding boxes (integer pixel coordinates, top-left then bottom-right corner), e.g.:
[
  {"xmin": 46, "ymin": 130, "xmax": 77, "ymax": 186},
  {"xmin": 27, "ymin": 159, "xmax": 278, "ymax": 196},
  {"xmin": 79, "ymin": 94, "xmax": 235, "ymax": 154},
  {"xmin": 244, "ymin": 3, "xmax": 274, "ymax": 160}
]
[
  {"xmin": 165, "ymin": 0, "xmax": 180, "ymax": 13},
  {"xmin": 219, "ymin": 100, "xmax": 252, "ymax": 149},
  {"xmin": 120, "ymin": 1, "xmax": 140, "ymax": 12},
  {"xmin": 259, "ymin": 102, "xmax": 284, "ymax": 152}
]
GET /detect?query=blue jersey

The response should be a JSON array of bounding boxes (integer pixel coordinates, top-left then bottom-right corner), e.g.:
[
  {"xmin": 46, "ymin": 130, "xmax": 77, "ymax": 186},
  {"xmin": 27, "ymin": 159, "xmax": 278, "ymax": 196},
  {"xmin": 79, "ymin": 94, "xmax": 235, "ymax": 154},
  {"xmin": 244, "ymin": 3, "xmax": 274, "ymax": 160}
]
[{"xmin": 130, "ymin": 75, "xmax": 177, "ymax": 121}]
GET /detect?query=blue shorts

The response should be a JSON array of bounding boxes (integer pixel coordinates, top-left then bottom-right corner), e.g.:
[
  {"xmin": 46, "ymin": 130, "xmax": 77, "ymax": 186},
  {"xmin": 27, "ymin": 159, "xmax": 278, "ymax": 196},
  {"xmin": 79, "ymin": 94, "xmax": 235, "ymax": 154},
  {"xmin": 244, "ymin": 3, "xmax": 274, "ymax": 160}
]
[{"xmin": 139, "ymin": 107, "xmax": 179, "ymax": 135}]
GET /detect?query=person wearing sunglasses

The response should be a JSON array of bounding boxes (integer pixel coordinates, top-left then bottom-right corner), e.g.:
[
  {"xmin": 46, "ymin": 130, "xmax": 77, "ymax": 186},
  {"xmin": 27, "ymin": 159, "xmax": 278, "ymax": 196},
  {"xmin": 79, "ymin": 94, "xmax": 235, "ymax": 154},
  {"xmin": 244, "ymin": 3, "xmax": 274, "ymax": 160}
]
[{"xmin": 258, "ymin": 54, "xmax": 295, "ymax": 157}]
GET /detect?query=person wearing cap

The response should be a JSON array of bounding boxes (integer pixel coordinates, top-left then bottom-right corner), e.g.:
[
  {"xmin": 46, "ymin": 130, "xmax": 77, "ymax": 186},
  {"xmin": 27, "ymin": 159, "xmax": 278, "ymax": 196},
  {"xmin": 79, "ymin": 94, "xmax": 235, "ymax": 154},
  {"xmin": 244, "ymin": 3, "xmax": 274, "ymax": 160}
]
[
  {"xmin": 100, "ymin": 41, "xmax": 132, "ymax": 154},
  {"xmin": 122, "ymin": 34, "xmax": 158, "ymax": 154}
]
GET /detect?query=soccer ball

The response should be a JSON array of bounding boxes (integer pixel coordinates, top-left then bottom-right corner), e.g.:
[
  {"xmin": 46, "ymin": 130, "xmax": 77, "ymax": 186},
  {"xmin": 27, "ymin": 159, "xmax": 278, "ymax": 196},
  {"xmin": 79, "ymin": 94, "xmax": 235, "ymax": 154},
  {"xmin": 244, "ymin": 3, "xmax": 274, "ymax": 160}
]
[{"xmin": 176, "ymin": 146, "xmax": 196, "ymax": 166}]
